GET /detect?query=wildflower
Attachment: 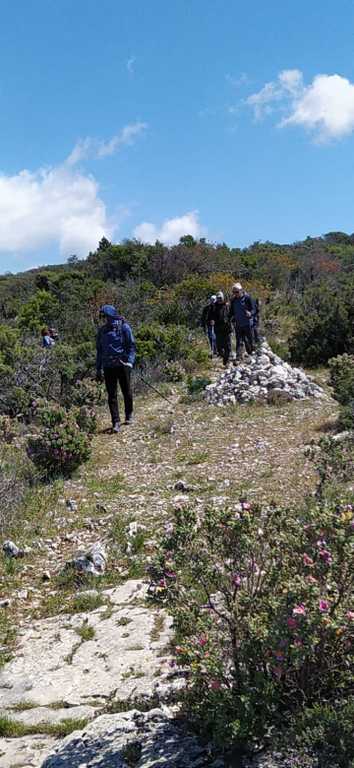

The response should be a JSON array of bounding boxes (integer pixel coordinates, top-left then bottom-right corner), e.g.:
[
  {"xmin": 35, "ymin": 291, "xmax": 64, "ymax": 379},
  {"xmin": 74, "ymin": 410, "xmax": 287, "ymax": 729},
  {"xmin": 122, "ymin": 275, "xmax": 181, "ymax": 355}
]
[
  {"xmin": 293, "ymin": 604, "xmax": 306, "ymax": 616},
  {"xmin": 293, "ymin": 638, "xmax": 303, "ymax": 648},
  {"xmin": 287, "ymin": 618, "xmax": 298, "ymax": 630},
  {"xmin": 210, "ymin": 679, "xmax": 221, "ymax": 691},
  {"xmin": 197, "ymin": 636, "xmax": 208, "ymax": 647},
  {"xmin": 274, "ymin": 649, "xmax": 285, "ymax": 661},
  {"xmin": 241, "ymin": 501, "xmax": 251, "ymax": 511},
  {"xmin": 303, "ymin": 553, "xmax": 314, "ymax": 567},
  {"xmin": 306, "ymin": 575, "xmax": 318, "ymax": 585},
  {"xmin": 346, "ymin": 611, "xmax": 354, "ymax": 621},
  {"xmin": 319, "ymin": 599, "xmax": 330, "ymax": 612},
  {"xmin": 319, "ymin": 549, "xmax": 332, "ymax": 564},
  {"xmin": 231, "ymin": 573, "xmax": 242, "ymax": 587}
]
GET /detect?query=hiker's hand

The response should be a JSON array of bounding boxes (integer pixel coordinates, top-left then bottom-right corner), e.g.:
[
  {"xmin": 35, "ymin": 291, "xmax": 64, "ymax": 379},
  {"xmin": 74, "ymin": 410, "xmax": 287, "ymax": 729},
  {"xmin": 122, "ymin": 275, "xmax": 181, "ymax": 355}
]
[
  {"xmin": 246, "ymin": 310, "xmax": 252, "ymax": 318},
  {"xmin": 120, "ymin": 360, "xmax": 133, "ymax": 368},
  {"xmin": 96, "ymin": 372, "xmax": 104, "ymax": 383}
]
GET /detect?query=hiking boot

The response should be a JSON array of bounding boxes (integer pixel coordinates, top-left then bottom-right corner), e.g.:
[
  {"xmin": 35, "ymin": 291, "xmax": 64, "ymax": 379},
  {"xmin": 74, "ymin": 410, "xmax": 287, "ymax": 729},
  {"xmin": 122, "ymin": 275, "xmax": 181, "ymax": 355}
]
[
  {"xmin": 124, "ymin": 414, "xmax": 134, "ymax": 425},
  {"xmin": 112, "ymin": 422, "xmax": 120, "ymax": 434}
]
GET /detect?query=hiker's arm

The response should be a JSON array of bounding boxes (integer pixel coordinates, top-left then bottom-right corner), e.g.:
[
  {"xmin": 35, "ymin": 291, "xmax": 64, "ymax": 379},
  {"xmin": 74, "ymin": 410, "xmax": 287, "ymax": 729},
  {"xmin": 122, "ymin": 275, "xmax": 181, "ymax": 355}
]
[
  {"xmin": 124, "ymin": 324, "xmax": 136, "ymax": 367},
  {"xmin": 96, "ymin": 330, "xmax": 102, "ymax": 374}
]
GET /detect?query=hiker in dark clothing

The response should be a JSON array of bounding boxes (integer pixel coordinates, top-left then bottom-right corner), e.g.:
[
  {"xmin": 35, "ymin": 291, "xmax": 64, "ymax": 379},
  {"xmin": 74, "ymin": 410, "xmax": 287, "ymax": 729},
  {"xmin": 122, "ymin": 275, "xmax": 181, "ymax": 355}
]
[
  {"xmin": 209, "ymin": 291, "xmax": 232, "ymax": 366},
  {"xmin": 252, "ymin": 298, "xmax": 261, "ymax": 344},
  {"xmin": 229, "ymin": 283, "xmax": 254, "ymax": 358},
  {"xmin": 96, "ymin": 305, "xmax": 136, "ymax": 434},
  {"xmin": 201, "ymin": 294, "xmax": 217, "ymax": 356}
]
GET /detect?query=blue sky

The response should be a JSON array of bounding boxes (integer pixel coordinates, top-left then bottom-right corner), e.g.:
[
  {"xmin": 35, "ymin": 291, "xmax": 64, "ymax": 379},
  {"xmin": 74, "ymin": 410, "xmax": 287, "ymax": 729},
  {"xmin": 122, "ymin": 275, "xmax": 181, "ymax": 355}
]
[{"xmin": 1, "ymin": 0, "xmax": 354, "ymax": 273}]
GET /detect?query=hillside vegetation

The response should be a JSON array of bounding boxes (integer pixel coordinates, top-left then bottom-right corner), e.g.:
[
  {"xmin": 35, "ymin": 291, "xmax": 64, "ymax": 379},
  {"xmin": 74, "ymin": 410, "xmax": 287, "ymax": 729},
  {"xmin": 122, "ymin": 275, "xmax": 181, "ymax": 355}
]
[{"xmin": 0, "ymin": 232, "xmax": 354, "ymax": 767}]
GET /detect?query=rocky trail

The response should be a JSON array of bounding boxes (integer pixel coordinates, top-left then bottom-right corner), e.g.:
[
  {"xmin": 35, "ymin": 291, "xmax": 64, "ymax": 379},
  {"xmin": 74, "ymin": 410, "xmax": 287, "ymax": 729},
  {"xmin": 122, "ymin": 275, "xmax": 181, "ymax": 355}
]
[{"xmin": 0, "ymin": 356, "xmax": 338, "ymax": 767}]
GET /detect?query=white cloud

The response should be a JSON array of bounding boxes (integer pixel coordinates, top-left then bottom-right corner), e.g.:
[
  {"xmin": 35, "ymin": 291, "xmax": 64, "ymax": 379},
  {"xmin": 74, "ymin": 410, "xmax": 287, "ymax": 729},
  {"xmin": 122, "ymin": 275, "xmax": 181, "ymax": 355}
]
[
  {"xmin": 0, "ymin": 165, "xmax": 112, "ymax": 259},
  {"xmin": 126, "ymin": 56, "xmax": 136, "ymax": 75},
  {"xmin": 134, "ymin": 211, "xmax": 203, "ymax": 244},
  {"xmin": 66, "ymin": 122, "xmax": 147, "ymax": 165},
  {"xmin": 247, "ymin": 69, "xmax": 354, "ymax": 141}
]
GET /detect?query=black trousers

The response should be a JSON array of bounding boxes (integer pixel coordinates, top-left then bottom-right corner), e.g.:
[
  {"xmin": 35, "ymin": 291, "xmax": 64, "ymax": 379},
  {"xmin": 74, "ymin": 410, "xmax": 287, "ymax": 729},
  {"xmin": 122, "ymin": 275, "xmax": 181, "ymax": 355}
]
[
  {"xmin": 104, "ymin": 366, "xmax": 133, "ymax": 425},
  {"xmin": 215, "ymin": 331, "xmax": 231, "ymax": 365},
  {"xmin": 236, "ymin": 326, "xmax": 254, "ymax": 355}
]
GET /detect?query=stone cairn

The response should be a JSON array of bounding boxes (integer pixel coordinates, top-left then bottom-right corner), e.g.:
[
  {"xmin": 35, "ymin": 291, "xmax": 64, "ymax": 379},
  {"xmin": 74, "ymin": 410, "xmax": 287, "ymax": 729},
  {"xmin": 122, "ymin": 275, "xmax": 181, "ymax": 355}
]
[{"xmin": 205, "ymin": 342, "xmax": 324, "ymax": 407}]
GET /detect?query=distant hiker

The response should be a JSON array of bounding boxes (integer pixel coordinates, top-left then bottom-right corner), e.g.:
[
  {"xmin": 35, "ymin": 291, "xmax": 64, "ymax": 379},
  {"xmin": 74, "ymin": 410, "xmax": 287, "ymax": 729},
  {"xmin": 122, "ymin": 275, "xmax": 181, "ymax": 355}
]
[
  {"xmin": 49, "ymin": 327, "xmax": 59, "ymax": 342},
  {"xmin": 209, "ymin": 291, "xmax": 231, "ymax": 366},
  {"xmin": 229, "ymin": 283, "xmax": 254, "ymax": 358},
  {"xmin": 201, "ymin": 294, "xmax": 217, "ymax": 357},
  {"xmin": 96, "ymin": 305, "xmax": 136, "ymax": 434},
  {"xmin": 41, "ymin": 328, "xmax": 55, "ymax": 348},
  {"xmin": 252, "ymin": 298, "xmax": 261, "ymax": 344}
]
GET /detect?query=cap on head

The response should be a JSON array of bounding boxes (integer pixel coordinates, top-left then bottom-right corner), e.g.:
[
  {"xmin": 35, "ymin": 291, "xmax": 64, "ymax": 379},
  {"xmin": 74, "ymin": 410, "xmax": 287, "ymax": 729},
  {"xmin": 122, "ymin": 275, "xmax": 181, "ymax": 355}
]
[
  {"xmin": 232, "ymin": 282, "xmax": 243, "ymax": 292},
  {"xmin": 210, "ymin": 294, "xmax": 217, "ymax": 303},
  {"xmin": 216, "ymin": 291, "xmax": 224, "ymax": 300},
  {"xmin": 100, "ymin": 304, "xmax": 118, "ymax": 318}
]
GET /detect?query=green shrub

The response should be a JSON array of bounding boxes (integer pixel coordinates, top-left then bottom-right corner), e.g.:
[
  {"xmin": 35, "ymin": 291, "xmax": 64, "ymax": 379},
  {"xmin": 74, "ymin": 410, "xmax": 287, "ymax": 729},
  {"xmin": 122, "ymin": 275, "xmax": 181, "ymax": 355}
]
[
  {"xmin": 329, "ymin": 354, "xmax": 354, "ymax": 405},
  {"xmin": 163, "ymin": 361, "xmax": 185, "ymax": 382},
  {"xmin": 27, "ymin": 414, "xmax": 91, "ymax": 477},
  {"xmin": 288, "ymin": 700, "xmax": 354, "ymax": 768},
  {"xmin": 186, "ymin": 375, "xmax": 211, "ymax": 395},
  {"xmin": 149, "ymin": 501, "xmax": 354, "ymax": 753},
  {"xmin": 74, "ymin": 405, "xmax": 97, "ymax": 435}
]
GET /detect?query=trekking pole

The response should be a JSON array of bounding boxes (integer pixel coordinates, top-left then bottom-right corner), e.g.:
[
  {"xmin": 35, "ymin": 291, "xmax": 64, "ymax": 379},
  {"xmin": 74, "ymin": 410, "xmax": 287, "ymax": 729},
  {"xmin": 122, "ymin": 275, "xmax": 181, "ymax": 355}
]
[{"xmin": 135, "ymin": 370, "xmax": 175, "ymax": 406}]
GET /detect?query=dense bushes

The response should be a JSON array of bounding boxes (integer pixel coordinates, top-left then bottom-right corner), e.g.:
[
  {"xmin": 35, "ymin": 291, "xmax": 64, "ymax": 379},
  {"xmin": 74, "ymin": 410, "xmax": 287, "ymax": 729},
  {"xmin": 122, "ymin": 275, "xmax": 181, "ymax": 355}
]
[
  {"xmin": 26, "ymin": 403, "xmax": 93, "ymax": 477},
  {"xmin": 149, "ymin": 499, "xmax": 354, "ymax": 754},
  {"xmin": 290, "ymin": 280, "xmax": 354, "ymax": 365},
  {"xmin": 329, "ymin": 354, "xmax": 354, "ymax": 429}
]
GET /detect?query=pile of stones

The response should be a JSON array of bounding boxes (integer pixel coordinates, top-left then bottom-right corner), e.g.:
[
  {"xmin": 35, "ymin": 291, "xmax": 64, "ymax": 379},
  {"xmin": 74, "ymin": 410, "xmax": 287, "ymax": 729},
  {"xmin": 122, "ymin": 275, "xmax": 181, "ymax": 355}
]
[{"xmin": 205, "ymin": 342, "xmax": 324, "ymax": 406}]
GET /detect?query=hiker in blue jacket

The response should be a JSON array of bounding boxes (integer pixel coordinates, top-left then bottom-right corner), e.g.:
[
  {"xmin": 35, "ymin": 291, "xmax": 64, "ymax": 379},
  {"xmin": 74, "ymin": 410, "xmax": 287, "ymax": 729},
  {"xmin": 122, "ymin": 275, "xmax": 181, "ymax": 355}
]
[
  {"xmin": 229, "ymin": 283, "xmax": 254, "ymax": 359},
  {"xmin": 96, "ymin": 305, "xmax": 136, "ymax": 434}
]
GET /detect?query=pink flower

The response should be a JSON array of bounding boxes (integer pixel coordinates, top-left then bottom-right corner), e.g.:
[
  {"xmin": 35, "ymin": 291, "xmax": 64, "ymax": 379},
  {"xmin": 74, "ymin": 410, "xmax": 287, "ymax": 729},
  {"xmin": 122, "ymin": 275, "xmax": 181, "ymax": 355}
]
[
  {"xmin": 293, "ymin": 604, "xmax": 306, "ymax": 616},
  {"xmin": 274, "ymin": 649, "xmax": 285, "ymax": 661},
  {"xmin": 319, "ymin": 549, "xmax": 332, "ymax": 564},
  {"xmin": 210, "ymin": 679, "xmax": 221, "ymax": 691},
  {"xmin": 232, "ymin": 573, "xmax": 242, "ymax": 587},
  {"xmin": 294, "ymin": 638, "xmax": 303, "ymax": 648},
  {"xmin": 287, "ymin": 618, "xmax": 298, "ymax": 630},
  {"xmin": 197, "ymin": 636, "xmax": 208, "ymax": 647},
  {"xmin": 241, "ymin": 501, "xmax": 251, "ymax": 511},
  {"xmin": 346, "ymin": 611, "xmax": 354, "ymax": 621},
  {"xmin": 306, "ymin": 575, "xmax": 318, "ymax": 584},
  {"xmin": 303, "ymin": 554, "xmax": 314, "ymax": 567},
  {"xmin": 319, "ymin": 599, "xmax": 330, "ymax": 613}
]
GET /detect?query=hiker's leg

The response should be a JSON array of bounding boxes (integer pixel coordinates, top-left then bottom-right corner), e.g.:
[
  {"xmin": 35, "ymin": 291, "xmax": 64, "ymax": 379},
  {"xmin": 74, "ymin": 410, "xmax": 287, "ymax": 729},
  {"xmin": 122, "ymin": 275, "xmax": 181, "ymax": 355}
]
[
  {"xmin": 235, "ymin": 329, "xmax": 242, "ymax": 358},
  {"xmin": 207, "ymin": 326, "xmax": 214, "ymax": 354},
  {"xmin": 223, "ymin": 333, "xmax": 231, "ymax": 365},
  {"xmin": 215, "ymin": 332, "xmax": 224, "ymax": 358},
  {"xmin": 104, "ymin": 368, "xmax": 120, "ymax": 425},
  {"xmin": 244, "ymin": 327, "xmax": 254, "ymax": 354},
  {"xmin": 117, "ymin": 365, "xmax": 133, "ymax": 421}
]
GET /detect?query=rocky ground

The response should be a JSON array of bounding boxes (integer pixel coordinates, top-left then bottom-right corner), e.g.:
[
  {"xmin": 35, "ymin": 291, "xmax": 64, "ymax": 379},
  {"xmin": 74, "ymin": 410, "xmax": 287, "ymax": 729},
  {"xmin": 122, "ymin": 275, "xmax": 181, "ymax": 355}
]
[{"xmin": 0, "ymin": 355, "xmax": 338, "ymax": 767}]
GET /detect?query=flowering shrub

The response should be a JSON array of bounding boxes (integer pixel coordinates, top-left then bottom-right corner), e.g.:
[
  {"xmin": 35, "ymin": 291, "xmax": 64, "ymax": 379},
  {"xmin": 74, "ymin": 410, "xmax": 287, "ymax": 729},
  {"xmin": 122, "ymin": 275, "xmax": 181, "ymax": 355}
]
[
  {"xmin": 149, "ymin": 500, "xmax": 354, "ymax": 751},
  {"xmin": 74, "ymin": 405, "xmax": 97, "ymax": 435},
  {"xmin": 70, "ymin": 379, "xmax": 103, "ymax": 408},
  {"xmin": 163, "ymin": 360, "xmax": 185, "ymax": 382},
  {"xmin": 27, "ymin": 413, "xmax": 91, "ymax": 476}
]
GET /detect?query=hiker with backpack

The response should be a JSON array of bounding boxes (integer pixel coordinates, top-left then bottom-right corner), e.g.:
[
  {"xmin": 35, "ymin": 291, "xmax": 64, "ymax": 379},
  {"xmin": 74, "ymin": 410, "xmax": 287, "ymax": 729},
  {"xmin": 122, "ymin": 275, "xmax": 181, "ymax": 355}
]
[
  {"xmin": 229, "ymin": 283, "xmax": 254, "ymax": 359},
  {"xmin": 201, "ymin": 294, "xmax": 217, "ymax": 357},
  {"xmin": 209, "ymin": 291, "xmax": 232, "ymax": 366},
  {"xmin": 96, "ymin": 305, "xmax": 136, "ymax": 434}
]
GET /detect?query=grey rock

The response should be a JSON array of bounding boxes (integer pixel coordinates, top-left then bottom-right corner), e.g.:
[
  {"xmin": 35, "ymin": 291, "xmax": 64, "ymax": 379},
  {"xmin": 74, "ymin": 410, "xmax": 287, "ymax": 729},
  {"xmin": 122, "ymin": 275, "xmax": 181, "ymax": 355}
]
[
  {"xmin": 65, "ymin": 542, "xmax": 107, "ymax": 577},
  {"xmin": 2, "ymin": 540, "xmax": 24, "ymax": 558},
  {"xmin": 0, "ymin": 581, "xmax": 173, "ymax": 713},
  {"xmin": 40, "ymin": 708, "xmax": 222, "ymax": 767},
  {"xmin": 66, "ymin": 499, "xmax": 78, "ymax": 512}
]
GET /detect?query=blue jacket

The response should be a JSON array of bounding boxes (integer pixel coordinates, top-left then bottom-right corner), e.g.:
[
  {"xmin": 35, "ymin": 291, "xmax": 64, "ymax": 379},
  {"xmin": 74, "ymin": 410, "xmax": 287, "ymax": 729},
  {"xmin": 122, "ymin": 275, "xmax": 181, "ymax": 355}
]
[
  {"xmin": 229, "ymin": 292, "xmax": 253, "ymax": 328},
  {"xmin": 96, "ymin": 318, "xmax": 136, "ymax": 371}
]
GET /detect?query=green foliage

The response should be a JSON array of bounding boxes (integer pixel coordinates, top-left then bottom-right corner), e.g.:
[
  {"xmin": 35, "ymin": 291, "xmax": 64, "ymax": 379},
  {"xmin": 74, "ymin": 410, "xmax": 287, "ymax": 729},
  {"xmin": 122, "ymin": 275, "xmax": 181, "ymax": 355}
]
[
  {"xmin": 17, "ymin": 290, "xmax": 60, "ymax": 332},
  {"xmin": 27, "ymin": 409, "xmax": 91, "ymax": 477},
  {"xmin": 288, "ymin": 700, "xmax": 354, "ymax": 768},
  {"xmin": 328, "ymin": 354, "xmax": 354, "ymax": 429},
  {"xmin": 290, "ymin": 280, "xmax": 354, "ymax": 365},
  {"xmin": 149, "ymin": 500, "xmax": 354, "ymax": 752}
]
